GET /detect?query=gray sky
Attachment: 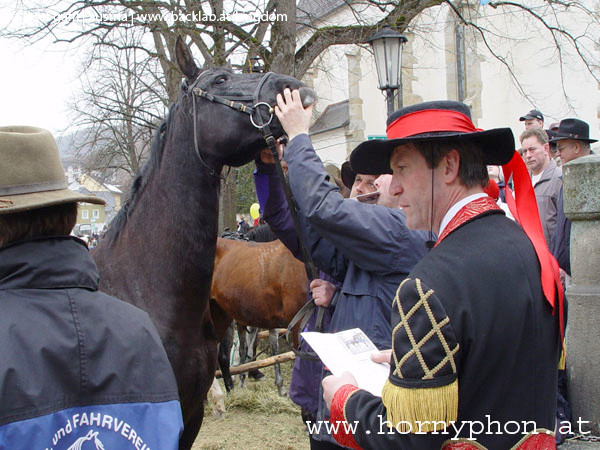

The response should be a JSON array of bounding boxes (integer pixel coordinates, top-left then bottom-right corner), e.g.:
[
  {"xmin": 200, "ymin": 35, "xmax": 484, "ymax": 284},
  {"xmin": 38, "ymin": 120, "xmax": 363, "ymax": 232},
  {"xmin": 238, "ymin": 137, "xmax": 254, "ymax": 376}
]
[{"xmin": 0, "ymin": 6, "xmax": 81, "ymax": 135}]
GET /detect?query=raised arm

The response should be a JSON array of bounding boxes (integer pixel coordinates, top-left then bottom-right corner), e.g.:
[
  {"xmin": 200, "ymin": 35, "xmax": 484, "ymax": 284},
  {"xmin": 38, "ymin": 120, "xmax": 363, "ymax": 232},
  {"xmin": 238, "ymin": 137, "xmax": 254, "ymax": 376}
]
[{"xmin": 274, "ymin": 89, "xmax": 428, "ymax": 274}]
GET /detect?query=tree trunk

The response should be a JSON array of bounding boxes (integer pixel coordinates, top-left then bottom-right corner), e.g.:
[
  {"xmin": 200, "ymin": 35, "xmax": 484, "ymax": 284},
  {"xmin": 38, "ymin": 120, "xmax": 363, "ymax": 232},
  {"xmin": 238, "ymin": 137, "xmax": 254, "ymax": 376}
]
[
  {"xmin": 269, "ymin": 0, "xmax": 297, "ymax": 76},
  {"xmin": 218, "ymin": 168, "xmax": 237, "ymax": 234}
]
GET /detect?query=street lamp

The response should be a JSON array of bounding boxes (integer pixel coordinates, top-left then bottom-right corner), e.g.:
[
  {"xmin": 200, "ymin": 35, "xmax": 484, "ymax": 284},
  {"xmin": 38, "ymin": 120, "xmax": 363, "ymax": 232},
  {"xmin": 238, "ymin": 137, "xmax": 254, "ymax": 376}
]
[{"xmin": 367, "ymin": 27, "xmax": 408, "ymax": 115}]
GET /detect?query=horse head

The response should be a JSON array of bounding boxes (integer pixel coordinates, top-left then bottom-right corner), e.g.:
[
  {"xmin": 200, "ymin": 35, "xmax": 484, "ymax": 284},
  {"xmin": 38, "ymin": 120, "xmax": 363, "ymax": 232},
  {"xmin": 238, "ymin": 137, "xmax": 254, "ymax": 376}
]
[{"xmin": 175, "ymin": 37, "xmax": 315, "ymax": 168}]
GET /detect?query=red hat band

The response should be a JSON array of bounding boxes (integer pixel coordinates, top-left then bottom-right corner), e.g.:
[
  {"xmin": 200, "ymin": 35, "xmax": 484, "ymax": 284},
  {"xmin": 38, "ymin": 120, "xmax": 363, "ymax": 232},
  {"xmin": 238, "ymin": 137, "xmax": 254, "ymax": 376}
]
[{"xmin": 386, "ymin": 109, "xmax": 483, "ymax": 140}]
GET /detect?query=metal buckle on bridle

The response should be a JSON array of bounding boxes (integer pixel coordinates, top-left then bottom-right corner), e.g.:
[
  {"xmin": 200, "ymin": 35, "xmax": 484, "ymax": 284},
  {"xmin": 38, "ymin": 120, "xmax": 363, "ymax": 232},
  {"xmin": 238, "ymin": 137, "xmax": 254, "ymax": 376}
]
[{"xmin": 250, "ymin": 102, "xmax": 274, "ymax": 129}]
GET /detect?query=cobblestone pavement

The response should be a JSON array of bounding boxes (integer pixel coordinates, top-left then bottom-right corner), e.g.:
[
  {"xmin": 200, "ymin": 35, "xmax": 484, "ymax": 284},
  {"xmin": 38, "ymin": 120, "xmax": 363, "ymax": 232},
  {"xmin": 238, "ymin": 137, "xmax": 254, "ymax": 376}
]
[{"xmin": 561, "ymin": 438, "xmax": 600, "ymax": 449}]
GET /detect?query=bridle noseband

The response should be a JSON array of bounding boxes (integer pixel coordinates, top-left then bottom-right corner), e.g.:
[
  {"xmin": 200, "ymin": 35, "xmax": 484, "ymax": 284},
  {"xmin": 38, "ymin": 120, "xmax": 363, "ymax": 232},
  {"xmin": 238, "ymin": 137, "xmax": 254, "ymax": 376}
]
[{"xmin": 186, "ymin": 71, "xmax": 275, "ymax": 178}]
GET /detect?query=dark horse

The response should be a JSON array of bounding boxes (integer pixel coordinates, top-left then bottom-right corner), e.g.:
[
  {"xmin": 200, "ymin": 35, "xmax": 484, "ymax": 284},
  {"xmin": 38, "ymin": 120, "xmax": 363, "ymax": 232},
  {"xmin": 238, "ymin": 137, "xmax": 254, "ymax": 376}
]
[{"xmin": 92, "ymin": 37, "xmax": 314, "ymax": 449}]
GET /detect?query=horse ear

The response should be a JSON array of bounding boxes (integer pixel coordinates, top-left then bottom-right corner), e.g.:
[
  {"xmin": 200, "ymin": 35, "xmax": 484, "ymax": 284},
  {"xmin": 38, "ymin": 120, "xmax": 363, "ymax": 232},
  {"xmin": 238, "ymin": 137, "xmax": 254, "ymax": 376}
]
[{"xmin": 175, "ymin": 36, "xmax": 201, "ymax": 80}]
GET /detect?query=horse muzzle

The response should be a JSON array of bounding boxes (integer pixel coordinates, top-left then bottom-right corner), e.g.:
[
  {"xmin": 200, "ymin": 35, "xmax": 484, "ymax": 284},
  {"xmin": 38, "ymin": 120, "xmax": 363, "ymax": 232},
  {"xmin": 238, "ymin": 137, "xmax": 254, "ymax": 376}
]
[{"xmin": 298, "ymin": 87, "xmax": 317, "ymax": 108}]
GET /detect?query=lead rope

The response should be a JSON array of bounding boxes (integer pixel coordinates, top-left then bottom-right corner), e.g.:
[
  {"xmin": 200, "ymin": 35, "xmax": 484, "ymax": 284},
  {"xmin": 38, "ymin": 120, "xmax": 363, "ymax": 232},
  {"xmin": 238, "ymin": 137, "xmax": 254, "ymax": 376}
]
[
  {"xmin": 264, "ymin": 131, "xmax": 323, "ymax": 361},
  {"xmin": 253, "ymin": 102, "xmax": 324, "ymax": 361}
]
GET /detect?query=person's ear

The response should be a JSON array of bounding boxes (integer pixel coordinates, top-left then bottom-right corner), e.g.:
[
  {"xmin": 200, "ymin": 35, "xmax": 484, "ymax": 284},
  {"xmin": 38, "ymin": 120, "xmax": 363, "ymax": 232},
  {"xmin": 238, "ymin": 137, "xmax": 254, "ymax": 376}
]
[{"xmin": 443, "ymin": 149, "xmax": 460, "ymax": 183}]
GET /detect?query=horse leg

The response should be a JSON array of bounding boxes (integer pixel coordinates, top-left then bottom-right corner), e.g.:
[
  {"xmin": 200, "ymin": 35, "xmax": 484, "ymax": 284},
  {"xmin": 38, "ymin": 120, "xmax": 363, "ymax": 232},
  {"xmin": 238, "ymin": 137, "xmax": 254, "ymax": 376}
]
[
  {"xmin": 246, "ymin": 327, "xmax": 264, "ymax": 380},
  {"xmin": 208, "ymin": 377, "xmax": 226, "ymax": 418},
  {"xmin": 270, "ymin": 328, "xmax": 286, "ymax": 396},
  {"xmin": 179, "ymin": 403, "xmax": 204, "ymax": 450},
  {"xmin": 218, "ymin": 323, "xmax": 235, "ymax": 392},
  {"xmin": 237, "ymin": 324, "xmax": 248, "ymax": 388}
]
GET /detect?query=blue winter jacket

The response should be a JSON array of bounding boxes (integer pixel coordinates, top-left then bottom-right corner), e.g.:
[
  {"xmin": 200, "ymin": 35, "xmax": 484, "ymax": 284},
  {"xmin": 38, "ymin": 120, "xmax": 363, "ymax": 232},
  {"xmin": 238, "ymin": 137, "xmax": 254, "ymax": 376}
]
[
  {"xmin": 254, "ymin": 134, "xmax": 429, "ymax": 439},
  {"xmin": 0, "ymin": 237, "xmax": 183, "ymax": 449}
]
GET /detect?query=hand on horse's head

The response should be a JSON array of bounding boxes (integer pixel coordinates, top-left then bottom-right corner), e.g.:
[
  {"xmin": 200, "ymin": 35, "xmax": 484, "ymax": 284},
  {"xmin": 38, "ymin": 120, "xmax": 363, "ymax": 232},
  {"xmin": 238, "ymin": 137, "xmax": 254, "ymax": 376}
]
[{"xmin": 275, "ymin": 88, "xmax": 314, "ymax": 143}]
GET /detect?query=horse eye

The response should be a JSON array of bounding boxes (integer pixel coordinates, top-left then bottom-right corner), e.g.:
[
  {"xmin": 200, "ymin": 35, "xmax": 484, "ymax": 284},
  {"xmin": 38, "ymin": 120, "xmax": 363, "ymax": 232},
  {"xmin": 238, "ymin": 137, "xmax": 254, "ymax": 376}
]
[{"xmin": 215, "ymin": 76, "xmax": 227, "ymax": 85}]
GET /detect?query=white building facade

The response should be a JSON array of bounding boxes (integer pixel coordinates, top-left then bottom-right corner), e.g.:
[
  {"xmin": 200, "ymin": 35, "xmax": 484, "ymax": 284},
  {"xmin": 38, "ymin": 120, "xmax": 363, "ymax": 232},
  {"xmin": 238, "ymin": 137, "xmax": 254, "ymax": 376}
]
[{"xmin": 299, "ymin": 0, "xmax": 600, "ymax": 166}]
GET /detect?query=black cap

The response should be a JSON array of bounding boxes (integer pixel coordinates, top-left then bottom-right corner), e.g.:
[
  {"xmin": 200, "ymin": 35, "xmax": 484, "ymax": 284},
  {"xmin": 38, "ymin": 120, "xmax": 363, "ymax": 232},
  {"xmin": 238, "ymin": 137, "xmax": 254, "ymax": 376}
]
[{"xmin": 519, "ymin": 109, "xmax": 544, "ymax": 122}]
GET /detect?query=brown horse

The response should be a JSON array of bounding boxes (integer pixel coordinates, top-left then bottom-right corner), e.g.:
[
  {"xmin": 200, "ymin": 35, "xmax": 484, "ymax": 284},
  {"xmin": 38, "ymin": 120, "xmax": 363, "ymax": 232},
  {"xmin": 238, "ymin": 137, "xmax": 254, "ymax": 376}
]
[
  {"xmin": 211, "ymin": 237, "xmax": 308, "ymax": 395},
  {"xmin": 92, "ymin": 37, "xmax": 314, "ymax": 449}
]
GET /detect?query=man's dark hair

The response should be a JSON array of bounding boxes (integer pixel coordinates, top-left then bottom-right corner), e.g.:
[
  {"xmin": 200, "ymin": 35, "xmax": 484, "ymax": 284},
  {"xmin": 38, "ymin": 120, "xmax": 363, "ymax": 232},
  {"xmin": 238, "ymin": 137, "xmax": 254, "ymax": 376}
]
[
  {"xmin": 414, "ymin": 139, "xmax": 489, "ymax": 188},
  {"xmin": 0, "ymin": 203, "xmax": 77, "ymax": 248}
]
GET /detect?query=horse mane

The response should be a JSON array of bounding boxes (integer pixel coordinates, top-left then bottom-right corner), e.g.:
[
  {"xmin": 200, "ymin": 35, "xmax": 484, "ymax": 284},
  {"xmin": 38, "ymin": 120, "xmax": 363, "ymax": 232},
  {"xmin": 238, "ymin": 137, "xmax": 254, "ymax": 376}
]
[{"xmin": 103, "ymin": 103, "xmax": 178, "ymax": 244}]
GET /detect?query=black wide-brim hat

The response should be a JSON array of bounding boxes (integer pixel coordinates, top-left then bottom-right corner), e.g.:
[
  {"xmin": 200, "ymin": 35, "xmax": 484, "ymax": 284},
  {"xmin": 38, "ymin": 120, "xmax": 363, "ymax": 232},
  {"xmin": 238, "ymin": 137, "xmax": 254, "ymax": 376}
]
[
  {"xmin": 548, "ymin": 118, "xmax": 597, "ymax": 144},
  {"xmin": 350, "ymin": 101, "xmax": 516, "ymax": 175}
]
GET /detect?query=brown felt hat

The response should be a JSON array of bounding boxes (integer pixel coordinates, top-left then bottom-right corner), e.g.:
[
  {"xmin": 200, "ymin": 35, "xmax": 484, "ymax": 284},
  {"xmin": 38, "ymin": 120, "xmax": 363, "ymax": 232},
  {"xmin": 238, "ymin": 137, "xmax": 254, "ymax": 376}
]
[{"xmin": 0, "ymin": 126, "xmax": 106, "ymax": 214}]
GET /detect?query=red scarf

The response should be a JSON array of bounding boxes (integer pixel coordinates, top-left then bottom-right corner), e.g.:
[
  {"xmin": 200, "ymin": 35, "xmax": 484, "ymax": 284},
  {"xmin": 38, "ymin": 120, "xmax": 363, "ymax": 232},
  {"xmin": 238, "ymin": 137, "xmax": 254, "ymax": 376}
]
[{"xmin": 502, "ymin": 152, "xmax": 565, "ymax": 338}]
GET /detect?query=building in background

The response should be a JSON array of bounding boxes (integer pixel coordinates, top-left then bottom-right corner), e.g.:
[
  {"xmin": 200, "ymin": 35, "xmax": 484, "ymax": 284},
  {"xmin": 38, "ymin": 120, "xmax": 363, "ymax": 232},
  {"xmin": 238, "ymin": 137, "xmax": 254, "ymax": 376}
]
[{"xmin": 298, "ymin": 0, "xmax": 599, "ymax": 167}]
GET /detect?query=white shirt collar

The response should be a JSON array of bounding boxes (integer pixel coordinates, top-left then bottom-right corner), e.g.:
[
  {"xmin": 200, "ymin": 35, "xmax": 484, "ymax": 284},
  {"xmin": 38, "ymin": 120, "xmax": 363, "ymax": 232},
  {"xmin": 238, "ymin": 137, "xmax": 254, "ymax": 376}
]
[{"xmin": 438, "ymin": 193, "xmax": 488, "ymax": 237}]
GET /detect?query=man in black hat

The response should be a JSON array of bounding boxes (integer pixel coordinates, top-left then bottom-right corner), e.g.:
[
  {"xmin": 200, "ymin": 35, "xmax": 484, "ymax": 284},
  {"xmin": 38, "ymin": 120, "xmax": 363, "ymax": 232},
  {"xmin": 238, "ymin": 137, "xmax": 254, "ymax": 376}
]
[
  {"xmin": 314, "ymin": 101, "xmax": 563, "ymax": 449},
  {"xmin": 520, "ymin": 109, "xmax": 544, "ymax": 130},
  {"xmin": 340, "ymin": 160, "xmax": 378, "ymax": 200},
  {"xmin": 0, "ymin": 126, "xmax": 182, "ymax": 448},
  {"xmin": 550, "ymin": 118, "xmax": 597, "ymax": 276},
  {"xmin": 549, "ymin": 118, "xmax": 597, "ymax": 443}
]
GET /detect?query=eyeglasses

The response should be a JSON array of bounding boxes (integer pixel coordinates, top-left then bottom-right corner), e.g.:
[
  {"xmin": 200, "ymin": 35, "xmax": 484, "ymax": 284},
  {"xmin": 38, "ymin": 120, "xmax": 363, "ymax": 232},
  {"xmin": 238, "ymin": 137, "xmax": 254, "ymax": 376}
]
[{"xmin": 557, "ymin": 143, "xmax": 572, "ymax": 153}]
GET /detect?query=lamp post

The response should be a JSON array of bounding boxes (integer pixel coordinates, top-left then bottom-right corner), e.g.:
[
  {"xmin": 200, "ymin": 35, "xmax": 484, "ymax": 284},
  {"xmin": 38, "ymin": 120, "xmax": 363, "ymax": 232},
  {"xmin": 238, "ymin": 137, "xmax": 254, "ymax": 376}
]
[{"xmin": 368, "ymin": 27, "xmax": 408, "ymax": 115}]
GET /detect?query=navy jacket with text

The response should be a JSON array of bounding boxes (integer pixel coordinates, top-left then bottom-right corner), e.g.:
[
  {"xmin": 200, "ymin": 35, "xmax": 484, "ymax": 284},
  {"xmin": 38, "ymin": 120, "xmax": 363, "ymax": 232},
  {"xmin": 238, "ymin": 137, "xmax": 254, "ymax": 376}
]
[{"xmin": 0, "ymin": 237, "xmax": 183, "ymax": 449}]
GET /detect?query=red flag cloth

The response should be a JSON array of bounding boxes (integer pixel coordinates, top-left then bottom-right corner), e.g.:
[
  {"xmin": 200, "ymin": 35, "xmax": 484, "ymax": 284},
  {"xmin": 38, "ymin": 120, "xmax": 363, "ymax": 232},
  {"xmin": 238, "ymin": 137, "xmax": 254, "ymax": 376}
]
[
  {"xmin": 484, "ymin": 179, "xmax": 500, "ymax": 200},
  {"xmin": 502, "ymin": 152, "xmax": 564, "ymax": 338}
]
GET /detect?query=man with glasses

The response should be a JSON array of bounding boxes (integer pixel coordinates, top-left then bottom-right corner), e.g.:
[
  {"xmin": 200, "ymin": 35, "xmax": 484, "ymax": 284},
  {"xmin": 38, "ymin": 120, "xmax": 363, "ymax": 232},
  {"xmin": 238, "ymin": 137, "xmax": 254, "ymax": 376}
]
[
  {"xmin": 549, "ymin": 118, "xmax": 597, "ymax": 444},
  {"xmin": 550, "ymin": 118, "xmax": 597, "ymax": 277}
]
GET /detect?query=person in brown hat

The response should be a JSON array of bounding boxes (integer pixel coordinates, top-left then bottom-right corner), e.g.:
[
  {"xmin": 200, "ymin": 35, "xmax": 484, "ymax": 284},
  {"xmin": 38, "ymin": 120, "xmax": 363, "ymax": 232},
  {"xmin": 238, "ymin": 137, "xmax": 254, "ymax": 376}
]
[
  {"xmin": 313, "ymin": 101, "xmax": 563, "ymax": 449},
  {"xmin": 0, "ymin": 126, "xmax": 183, "ymax": 447}
]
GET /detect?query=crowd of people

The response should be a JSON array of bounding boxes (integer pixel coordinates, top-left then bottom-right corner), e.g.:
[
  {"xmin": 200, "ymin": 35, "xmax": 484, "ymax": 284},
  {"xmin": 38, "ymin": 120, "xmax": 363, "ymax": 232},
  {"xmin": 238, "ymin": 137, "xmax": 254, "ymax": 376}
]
[
  {"xmin": 255, "ymin": 97, "xmax": 593, "ymax": 449},
  {"xmin": 0, "ymin": 96, "xmax": 595, "ymax": 448}
]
